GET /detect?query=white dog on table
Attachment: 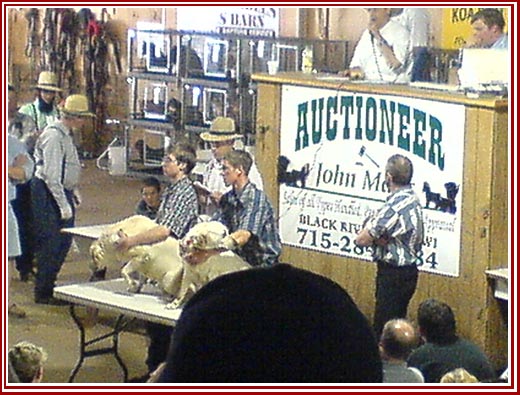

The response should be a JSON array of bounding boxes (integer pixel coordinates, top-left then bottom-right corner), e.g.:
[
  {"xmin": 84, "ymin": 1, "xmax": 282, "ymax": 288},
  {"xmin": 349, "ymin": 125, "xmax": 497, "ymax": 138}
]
[{"xmin": 89, "ymin": 215, "xmax": 250, "ymax": 308}]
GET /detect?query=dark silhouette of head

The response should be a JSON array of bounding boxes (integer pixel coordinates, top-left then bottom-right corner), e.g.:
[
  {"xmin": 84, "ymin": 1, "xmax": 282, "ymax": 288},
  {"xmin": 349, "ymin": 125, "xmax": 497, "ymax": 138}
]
[{"xmin": 158, "ymin": 264, "xmax": 383, "ymax": 383}]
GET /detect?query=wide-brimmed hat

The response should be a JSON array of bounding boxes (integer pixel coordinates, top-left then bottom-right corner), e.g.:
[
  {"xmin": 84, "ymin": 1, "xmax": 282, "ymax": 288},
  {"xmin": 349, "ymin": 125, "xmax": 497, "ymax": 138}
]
[
  {"xmin": 200, "ymin": 117, "xmax": 242, "ymax": 142},
  {"xmin": 61, "ymin": 94, "xmax": 95, "ymax": 118},
  {"xmin": 33, "ymin": 71, "xmax": 63, "ymax": 92}
]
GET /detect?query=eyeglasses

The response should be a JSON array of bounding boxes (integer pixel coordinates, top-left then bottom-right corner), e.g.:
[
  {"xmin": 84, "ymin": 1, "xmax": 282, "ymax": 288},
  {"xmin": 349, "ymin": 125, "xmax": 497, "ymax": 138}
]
[{"xmin": 162, "ymin": 156, "xmax": 178, "ymax": 165}]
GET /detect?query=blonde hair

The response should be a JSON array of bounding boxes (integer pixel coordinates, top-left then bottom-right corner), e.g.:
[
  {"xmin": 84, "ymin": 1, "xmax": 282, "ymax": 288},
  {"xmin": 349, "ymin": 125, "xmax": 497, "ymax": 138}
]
[
  {"xmin": 440, "ymin": 368, "xmax": 478, "ymax": 383},
  {"xmin": 8, "ymin": 342, "xmax": 47, "ymax": 383}
]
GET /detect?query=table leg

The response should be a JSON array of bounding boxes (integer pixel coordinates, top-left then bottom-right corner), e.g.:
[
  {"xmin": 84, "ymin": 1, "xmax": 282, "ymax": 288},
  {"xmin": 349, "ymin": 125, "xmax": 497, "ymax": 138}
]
[{"xmin": 67, "ymin": 304, "xmax": 130, "ymax": 382}]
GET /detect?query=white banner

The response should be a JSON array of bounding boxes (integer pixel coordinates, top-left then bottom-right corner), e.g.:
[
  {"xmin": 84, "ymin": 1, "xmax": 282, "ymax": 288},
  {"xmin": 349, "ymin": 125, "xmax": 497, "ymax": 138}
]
[
  {"xmin": 279, "ymin": 85, "xmax": 465, "ymax": 277},
  {"xmin": 177, "ymin": 7, "xmax": 279, "ymax": 37}
]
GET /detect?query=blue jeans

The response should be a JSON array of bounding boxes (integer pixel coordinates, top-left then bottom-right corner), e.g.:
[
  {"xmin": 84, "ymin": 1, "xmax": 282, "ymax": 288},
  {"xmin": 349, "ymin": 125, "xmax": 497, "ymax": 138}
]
[{"xmin": 30, "ymin": 178, "xmax": 75, "ymax": 299}]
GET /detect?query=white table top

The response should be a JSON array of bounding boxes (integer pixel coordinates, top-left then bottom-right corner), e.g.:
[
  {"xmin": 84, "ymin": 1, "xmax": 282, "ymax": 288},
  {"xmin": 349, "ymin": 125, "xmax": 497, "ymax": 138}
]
[
  {"xmin": 485, "ymin": 268, "xmax": 508, "ymax": 281},
  {"xmin": 54, "ymin": 279, "xmax": 182, "ymax": 326},
  {"xmin": 62, "ymin": 224, "xmax": 112, "ymax": 239}
]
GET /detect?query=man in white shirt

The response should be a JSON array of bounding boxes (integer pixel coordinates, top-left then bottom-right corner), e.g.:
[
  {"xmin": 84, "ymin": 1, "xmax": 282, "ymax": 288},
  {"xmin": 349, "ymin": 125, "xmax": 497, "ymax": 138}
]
[
  {"xmin": 197, "ymin": 117, "xmax": 263, "ymax": 216},
  {"xmin": 343, "ymin": 8, "xmax": 412, "ymax": 83},
  {"xmin": 391, "ymin": 8, "xmax": 431, "ymax": 81}
]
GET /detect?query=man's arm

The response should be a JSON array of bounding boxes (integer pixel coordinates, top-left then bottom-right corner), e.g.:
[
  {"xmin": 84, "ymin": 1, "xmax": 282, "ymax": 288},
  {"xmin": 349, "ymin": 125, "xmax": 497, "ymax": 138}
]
[{"xmin": 116, "ymin": 225, "xmax": 171, "ymax": 252}]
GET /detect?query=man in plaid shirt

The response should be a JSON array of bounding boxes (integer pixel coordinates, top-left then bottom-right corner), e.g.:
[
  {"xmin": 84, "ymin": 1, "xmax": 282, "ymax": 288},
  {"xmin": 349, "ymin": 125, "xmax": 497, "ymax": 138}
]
[
  {"xmin": 116, "ymin": 143, "xmax": 198, "ymax": 381},
  {"xmin": 214, "ymin": 150, "xmax": 281, "ymax": 267}
]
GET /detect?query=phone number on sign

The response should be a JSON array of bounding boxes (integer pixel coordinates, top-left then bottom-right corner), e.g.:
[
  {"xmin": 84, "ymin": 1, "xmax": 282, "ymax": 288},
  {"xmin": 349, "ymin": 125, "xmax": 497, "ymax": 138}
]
[
  {"xmin": 296, "ymin": 227, "xmax": 370, "ymax": 257},
  {"xmin": 295, "ymin": 227, "xmax": 440, "ymax": 269}
]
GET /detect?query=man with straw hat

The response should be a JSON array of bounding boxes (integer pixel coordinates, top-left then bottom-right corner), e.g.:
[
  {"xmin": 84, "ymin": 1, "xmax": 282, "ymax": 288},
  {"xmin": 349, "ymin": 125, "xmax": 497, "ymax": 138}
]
[
  {"xmin": 30, "ymin": 94, "xmax": 94, "ymax": 305},
  {"xmin": 19, "ymin": 71, "xmax": 63, "ymax": 132},
  {"xmin": 197, "ymin": 116, "xmax": 263, "ymax": 216}
]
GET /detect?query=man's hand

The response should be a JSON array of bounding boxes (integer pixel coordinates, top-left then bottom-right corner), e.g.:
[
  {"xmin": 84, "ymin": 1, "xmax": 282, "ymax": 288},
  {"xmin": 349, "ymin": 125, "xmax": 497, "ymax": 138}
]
[
  {"xmin": 73, "ymin": 189, "xmax": 82, "ymax": 207},
  {"xmin": 209, "ymin": 191, "xmax": 223, "ymax": 205},
  {"xmin": 182, "ymin": 248, "xmax": 222, "ymax": 265},
  {"xmin": 12, "ymin": 154, "xmax": 28, "ymax": 168},
  {"xmin": 339, "ymin": 67, "xmax": 365, "ymax": 80},
  {"xmin": 368, "ymin": 23, "xmax": 382, "ymax": 42},
  {"xmin": 114, "ymin": 230, "xmax": 131, "ymax": 252}
]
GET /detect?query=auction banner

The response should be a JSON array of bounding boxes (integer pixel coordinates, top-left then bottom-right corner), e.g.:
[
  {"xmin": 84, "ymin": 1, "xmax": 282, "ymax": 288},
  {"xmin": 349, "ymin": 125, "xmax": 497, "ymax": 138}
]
[
  {"xmin": 279, "ymin": 85, "xmax": 465, "ymax": 277},
  {"xmin": 177, "ymin": 7, "xmax": 279, "ymax": 37}
]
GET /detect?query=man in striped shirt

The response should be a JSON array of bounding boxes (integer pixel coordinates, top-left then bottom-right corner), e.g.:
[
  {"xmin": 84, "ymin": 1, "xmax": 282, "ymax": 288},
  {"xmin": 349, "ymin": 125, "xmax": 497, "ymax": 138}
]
[
  {"xmin": 214, "ymin": 150, "xmax": 281, "ymax": 267},
  {"xmin": 355, "ymin": 154, "xmax": 424, "ymax": 337}
]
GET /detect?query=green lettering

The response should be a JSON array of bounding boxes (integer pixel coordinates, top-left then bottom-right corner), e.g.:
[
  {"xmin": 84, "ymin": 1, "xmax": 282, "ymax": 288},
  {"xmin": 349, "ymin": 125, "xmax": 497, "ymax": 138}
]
[
  {"xmin": 397, "ymin": 104, "xmax": 411, "ymax": 151},
  {"xmin": 365, "ymin": 97, "xmax": 377, "ymax": 141},
  {"xmin": 311, "ymin": 98, "xmax": 324, "ymax": 145},
  {"xmin": 326, "ymin": 96, "xmax": 338, "ymax": 141},
  {"xmin": 429, "ymin": 116, "xmax": 445, "ymax": 170},
  {"xmin": 413, "ymin": 109, "xmax": 426, "ymax": 159},
  {"xmin": 296, "ymin": 102, "xmax": 309, "ymax": 151},
  {"xmin": 355, "ymin": 96, "xmax": 363, "ymax": 140},
  {"xmin": 379, "ymin": 100, "xmax": 395, "ymax": 145},
  {"xmin": 340, "ymin": 96, "xmax": 354, "ymax": 139}
]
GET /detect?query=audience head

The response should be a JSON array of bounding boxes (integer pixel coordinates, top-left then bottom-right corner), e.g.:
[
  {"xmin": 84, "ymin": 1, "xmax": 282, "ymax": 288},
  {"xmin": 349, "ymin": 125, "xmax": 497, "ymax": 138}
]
[
  {"xmin": 8, "ymin": 341, "xmax": 47, "ymax": 383},
  {"xmin": 379, "ymin": 319, "xmax": 419, "ymax": 361},
  {"xmin": 440, "ymin": 368, "xmax": 478, "ymax": 383},
  {"xmin": 470, "ymin": 9, "xmax": 506, "ymax": 47},
  {"xmin": 385, "ymin": 154, "xmax": 414, "ymax": 186},
  {"xmin": 158, "ymin": 264, "xmax": 383, "ymax": 383},
  {"xmin": 417, "ymin": 298, "xmax": 457, "ymax": 345},
  {"xmin": 141, "ymin": 176, "xmax": 161, "ymax": 209}
]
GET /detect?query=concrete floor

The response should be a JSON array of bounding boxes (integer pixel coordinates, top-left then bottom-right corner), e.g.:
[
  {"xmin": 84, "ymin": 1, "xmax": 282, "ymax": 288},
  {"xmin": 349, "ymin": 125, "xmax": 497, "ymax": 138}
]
[{"xmin": 7, "ymin": 160, "xmax": 153, "ymax": 383}]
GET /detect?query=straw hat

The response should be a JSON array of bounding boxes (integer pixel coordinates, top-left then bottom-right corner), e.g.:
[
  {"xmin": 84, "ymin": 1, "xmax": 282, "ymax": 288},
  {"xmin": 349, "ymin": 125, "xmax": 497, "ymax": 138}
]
[
  {"xmin": 61, "ymin": 94, "xmax": 95, "ymax": 118},
  {"xmin": 33, "ymin": 71, "xmax": 62, "ymax": 92},
  {"xmin": 200, "ymin": 117, "xmax": 242, "ymax": 142}
]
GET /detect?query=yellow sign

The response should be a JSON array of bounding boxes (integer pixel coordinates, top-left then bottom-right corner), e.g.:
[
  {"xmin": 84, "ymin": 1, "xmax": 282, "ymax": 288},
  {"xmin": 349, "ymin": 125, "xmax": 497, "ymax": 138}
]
[{"xmin": 441, "ymin": 8, "xmax": 508, "ymax": 49}]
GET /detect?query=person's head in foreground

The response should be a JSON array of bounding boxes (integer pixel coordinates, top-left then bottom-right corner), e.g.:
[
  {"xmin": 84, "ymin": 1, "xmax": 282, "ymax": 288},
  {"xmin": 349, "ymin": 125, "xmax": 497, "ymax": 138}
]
[
  {"xmin": 8, "ymin": 341, "xmax": 47, "ymax": 383},
  {"xmin": 158, "ymin": 263, "xmax": 382, "ymax": 383},
  {"xmin": 440, "ymin": 368, "xmax": 478, "ymax": 383}
]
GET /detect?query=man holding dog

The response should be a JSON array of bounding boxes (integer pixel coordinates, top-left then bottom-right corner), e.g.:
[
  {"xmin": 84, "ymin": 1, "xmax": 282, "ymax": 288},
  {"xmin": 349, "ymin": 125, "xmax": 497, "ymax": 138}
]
[
  {"xmin": 116, "ymin": 142, "xmax": 199, "ymax": 382},
  {"xmin": 213, "ymin": 149, "xmax": 281, "ymax": 267}
]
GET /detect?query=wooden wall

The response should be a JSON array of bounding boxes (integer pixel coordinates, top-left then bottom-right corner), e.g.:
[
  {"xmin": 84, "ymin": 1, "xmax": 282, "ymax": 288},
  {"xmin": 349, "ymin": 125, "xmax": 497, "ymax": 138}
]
[{"xmin": 255, "ymin": 78, "xmax": 509, "ymax": 370}]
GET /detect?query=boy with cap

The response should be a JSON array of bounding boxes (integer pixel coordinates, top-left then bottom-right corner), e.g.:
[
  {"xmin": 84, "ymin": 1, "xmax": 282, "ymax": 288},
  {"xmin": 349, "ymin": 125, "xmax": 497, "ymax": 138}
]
[
  {"xmin": 31, "ymin": 94, "xmax": 94, "ymax": 305},
  {"xmin": 198, "ymin": 116, "xmax": 263, "ymax": 216}
]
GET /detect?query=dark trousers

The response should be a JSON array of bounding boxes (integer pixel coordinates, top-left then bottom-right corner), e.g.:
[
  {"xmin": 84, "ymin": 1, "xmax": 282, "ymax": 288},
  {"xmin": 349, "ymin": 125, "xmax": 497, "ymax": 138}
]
[
  {"xmin": 373, "ymin": 261, "xmax": 418, "ymax": 337},
  {"xmin": 11, "ymin": 182, "xmax": 34, "ymax": 277},
  {"xmin": 30, "ymin": 178, "xmax": 75, "ymax": 299},
  {"xmin": 146, "ymin": 322, "xmax": 174, "ymax": 373}
]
